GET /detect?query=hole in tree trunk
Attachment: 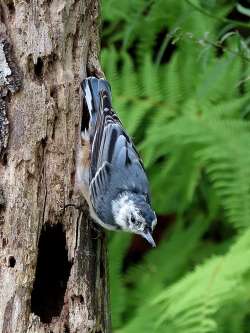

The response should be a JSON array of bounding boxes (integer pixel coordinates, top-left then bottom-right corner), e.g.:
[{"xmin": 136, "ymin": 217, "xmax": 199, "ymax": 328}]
[
  {"xmin": 6, "ymin": 0, "xmax": 15, "ymax": 15},
  {"xmin": 64, "ymin": 324, "xmax": 70, "ymax": 333},
  {"xmin": 34, "ymin": 57, "xmax": 43, "ymax": 79},
  {"xmin": 34, "ymin": 57, "xmax": 44, "ymax": 78},
  {"xmin": 8, "ymin": 256, "xmax": 16, "ymax": 267},
  {"xmin": 31, "ymin": 223, "xmax": 72, "ymax": 323},
  {"xmin": 1, "ymin": 152, "xmax": 8, "ymax": 166}
]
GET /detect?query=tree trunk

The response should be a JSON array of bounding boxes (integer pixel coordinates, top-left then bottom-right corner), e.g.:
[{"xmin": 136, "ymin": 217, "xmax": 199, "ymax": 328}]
[{"xmin": 0, "ymin": 1, "xmax": 110, "ymax": 332}]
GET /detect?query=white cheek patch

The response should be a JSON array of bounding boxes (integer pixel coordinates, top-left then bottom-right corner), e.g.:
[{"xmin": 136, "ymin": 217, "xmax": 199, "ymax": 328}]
[
  {"xmin": 111, "ymin": 193, "xmax": 148, "ymax": 233},
  {"xmin": 112, "ymin": 194, "xmax": 137, "ymax": 231}
]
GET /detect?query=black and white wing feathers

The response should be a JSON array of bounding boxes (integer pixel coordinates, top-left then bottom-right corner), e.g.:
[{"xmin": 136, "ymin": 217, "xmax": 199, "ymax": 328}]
[{"xmin": 82, "ymin": 77, "xmax": 150, "ymax": 223}]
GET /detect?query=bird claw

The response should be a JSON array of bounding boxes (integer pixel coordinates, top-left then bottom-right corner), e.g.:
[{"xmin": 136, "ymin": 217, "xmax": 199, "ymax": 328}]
[{"xmin": 90, "ymin": 220, "xmax": 103, "ymax": 240}]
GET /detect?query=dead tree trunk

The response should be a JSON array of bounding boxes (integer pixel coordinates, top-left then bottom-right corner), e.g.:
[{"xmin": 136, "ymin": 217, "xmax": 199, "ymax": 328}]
[{"xmin": 0, "ymin": 1, "xmax": 110, "ymax": 332}]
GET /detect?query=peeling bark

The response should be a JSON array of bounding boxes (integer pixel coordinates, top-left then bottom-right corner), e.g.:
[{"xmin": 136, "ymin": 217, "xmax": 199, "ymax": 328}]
[
  {"xmin": 0, "ymin": 33, "xmax": 22, "ymax": 159},
  {"xmin": 0, "ymin": 1, "xmax": 110, "ymax": 332}
]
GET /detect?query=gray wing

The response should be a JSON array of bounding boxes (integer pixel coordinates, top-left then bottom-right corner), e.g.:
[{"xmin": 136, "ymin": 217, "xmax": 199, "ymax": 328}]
[
  {"xmin": 90, "ymin": 105, "xmax": 150, "ymax": 211},
  {"xmin": 82, "ymin": 77, "xmax": 150, "ymax": 218}
]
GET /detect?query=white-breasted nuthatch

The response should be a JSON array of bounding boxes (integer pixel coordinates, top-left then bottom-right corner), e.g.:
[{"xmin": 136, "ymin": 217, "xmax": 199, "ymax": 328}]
[{"xmin": 76, "ymin": 77, "xmax": 157, "ymax": 247}]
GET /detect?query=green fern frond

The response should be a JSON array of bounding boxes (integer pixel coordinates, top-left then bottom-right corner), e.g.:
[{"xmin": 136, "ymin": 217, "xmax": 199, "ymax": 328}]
[
  {"xmin": 102, "ymin": 1, "xmax": 250, "ymax": 331},
  {"xmin": 119, "ymin": 230, "xmax": 250, "ymax": 333},
  {"xmin": 151, "ymin": 229, "xmax": 250, "ymax": 333},
  {"xmin": 124, "ymin": 217, "xmax": 210, "ymax": 311},
  {"xmin": 143, "ymin": 112, "xmax": 250, "ymax": 227}
]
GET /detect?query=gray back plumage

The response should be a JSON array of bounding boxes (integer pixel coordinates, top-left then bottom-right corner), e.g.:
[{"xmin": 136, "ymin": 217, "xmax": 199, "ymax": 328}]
[{"xmin": 81, "ymin": 77, "xmax": 151, "ymax": 225}]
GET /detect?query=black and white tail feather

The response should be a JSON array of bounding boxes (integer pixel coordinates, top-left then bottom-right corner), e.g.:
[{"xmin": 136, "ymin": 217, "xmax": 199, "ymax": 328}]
[{"xmin": 77, "ymin": 77, "xmax": 157, "ymax": 247}]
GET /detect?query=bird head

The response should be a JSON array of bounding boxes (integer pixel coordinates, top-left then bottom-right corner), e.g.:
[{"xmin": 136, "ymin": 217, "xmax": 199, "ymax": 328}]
[{"xmin": 111, "ymin": 192, "xmax": 157, "ymax": 247}]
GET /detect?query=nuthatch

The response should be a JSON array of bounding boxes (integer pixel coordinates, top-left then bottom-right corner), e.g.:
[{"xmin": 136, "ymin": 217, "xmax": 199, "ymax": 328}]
[{"xmin": 76, "ymin": 77, "xmax": 157, "ymax": 247}]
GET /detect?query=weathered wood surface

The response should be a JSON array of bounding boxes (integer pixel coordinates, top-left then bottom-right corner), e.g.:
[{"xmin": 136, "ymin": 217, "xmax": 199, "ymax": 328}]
[{"xmin": 0, "ymin": 1, "xmax": 110, "ymax": 332}]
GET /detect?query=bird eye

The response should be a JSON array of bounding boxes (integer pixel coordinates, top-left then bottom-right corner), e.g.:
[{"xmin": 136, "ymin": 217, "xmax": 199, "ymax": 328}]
[{"xmin": 131, "ymin": 216, "xmax": 136, "ymax": 223}]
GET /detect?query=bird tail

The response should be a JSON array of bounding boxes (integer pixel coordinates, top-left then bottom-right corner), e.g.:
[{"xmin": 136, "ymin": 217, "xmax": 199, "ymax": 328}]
[{"xmin": 81, "ymin": 76, "xmax": 112, "ymax": 117}]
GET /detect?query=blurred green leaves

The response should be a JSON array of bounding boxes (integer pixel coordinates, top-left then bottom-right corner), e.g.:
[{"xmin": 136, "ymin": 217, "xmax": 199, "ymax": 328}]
[{"xmin": 101, "ymin": 0, "xmax": 250, "ymax": 332}]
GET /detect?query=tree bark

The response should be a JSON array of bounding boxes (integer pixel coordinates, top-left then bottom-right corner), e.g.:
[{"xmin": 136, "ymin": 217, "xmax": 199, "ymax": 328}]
[{"xmin": 0, "ymin": 1, "xmax": 110, "ymax": 332}]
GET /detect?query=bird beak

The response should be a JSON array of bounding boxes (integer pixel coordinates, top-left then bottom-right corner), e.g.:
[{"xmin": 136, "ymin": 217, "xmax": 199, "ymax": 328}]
[{"xmin": 142, "ymin": 230, "xmax": 156, "ymax": 247}]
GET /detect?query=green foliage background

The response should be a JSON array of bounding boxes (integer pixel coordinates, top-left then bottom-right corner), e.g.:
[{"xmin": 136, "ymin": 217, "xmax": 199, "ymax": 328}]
[{"xmin": 101, "ymin": 0, "xmax": 250, "ymax": 332}]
